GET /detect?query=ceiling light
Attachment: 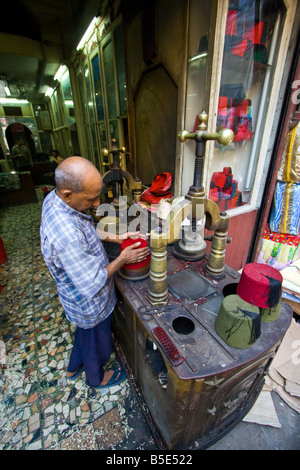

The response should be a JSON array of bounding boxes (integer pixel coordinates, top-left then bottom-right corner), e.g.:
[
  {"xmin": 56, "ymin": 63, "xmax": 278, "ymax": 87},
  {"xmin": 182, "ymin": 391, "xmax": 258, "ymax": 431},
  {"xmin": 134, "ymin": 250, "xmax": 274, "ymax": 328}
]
[
  {"xmin": 45, "ymin": 87, "xmax": 54, "ymax": 97},
  {"xmin": 54, "ymin": 65, "xmax": 68, "ymax": 82},
  {"xmin": 0, "ymin": 98, "xmax": 28, "ymax": 105},
  {"xmin": 76, "ymin": 17, "xmax": 98, "ymax": 51}
]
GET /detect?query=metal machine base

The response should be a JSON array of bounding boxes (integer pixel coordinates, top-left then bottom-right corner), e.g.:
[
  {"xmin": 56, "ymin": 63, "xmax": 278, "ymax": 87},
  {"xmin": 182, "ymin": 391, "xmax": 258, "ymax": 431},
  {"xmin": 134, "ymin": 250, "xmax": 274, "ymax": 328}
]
[
  {"xmin": 113, "ymin": 250, "xmax": 292, "ymax": 450},
  {"xmin": 172, "ymin": 240, "xmax": 206, "ymax": 261}
]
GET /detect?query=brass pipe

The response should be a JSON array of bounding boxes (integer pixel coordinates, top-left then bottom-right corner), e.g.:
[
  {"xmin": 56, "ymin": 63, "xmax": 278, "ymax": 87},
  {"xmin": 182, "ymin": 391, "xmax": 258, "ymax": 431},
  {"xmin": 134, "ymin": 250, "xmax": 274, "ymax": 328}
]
[
  {"xmin": 205, "ymin": 226, "xmax": 231, "ymax": 278},
  {"xmin": 147, "ymin": 201, "xmax": 192, "ymax": 305},
  {"xmin": 148, "ymin": 242, "xmax": 169, "ymax": 306}
]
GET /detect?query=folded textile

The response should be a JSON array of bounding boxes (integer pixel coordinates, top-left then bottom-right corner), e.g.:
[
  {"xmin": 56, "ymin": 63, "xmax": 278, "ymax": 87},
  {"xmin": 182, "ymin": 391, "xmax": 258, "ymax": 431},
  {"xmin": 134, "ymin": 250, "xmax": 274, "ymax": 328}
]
[
  {"xmin": 278, "ymin": 122, "xmax": 300, "ymax": 184},
  {"xmin": 283, "ymin": 279, "xmax": 300, "ymax": 295},
  {"xmin": 282, "ymin": 289, "xmax": 300, "ymax": 302},
  {"xmin": 281, "ymin": 258, "xmax": 300, "ymax": 283},
  {"xmin": 269, "ymin": 181, "xmax": 300, "ymax": 235},
  {"xmin": 257, "ymin": 237, "xmax": 300, "ymax": 271},
  {"xmin": 141, "ymin": 172, "xmax": 173, "ymax": 204},
  {"xmin": 263, "ymin": 223, "xmax": 300, "ymax": 245}
]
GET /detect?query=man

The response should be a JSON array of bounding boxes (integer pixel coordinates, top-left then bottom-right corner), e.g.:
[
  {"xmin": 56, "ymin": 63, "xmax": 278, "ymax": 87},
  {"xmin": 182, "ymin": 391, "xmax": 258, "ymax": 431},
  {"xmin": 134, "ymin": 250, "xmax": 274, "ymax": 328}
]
[
  {"xmin": 52, "ymin": 149, "xmax": 63, "ymax": 165},
  {"xmin": 40, "ymin": 157, "xmax": 149, "ymax": 389},
  {"xmin": 11, "ymin": 138, "xmax": 33, "ymax": 171}
]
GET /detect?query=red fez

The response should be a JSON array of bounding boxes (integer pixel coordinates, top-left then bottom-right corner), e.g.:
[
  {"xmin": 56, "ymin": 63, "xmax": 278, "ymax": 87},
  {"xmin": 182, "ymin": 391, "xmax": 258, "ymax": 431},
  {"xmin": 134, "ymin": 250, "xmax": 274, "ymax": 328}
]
[
  {"xmin": 237, "ymin": 263, "xmax": 282, "ymax": 309},
  {"xmin": 120, "ymin": 238, "xmax": 151, "ymax": 270}
]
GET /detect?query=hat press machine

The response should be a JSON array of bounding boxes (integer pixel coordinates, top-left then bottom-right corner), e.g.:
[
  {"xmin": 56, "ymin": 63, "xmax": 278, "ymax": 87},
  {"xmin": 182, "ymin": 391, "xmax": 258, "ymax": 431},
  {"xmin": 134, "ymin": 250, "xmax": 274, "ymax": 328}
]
[
  {"xmin": 101, "ymin": 138, "xmax": 143, "ymax": 209},
  {"xmin": 112, "ymin": 111, "xmax": 292, "ymax": 450},
  {"xmin": 148, "ymin": 111, "xmax": 234, "ymax": 306}
]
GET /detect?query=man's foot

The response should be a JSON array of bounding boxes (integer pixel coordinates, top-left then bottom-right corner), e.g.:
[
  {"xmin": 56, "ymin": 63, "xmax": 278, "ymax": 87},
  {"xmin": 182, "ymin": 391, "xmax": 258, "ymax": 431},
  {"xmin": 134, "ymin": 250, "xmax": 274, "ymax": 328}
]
[
  {"xmin": 100, "ymin": 368, "xmax": 120, "ymax": 386},
  {"xmin": 66, "ymin": 370, "xmax": 77, "ymax": 378},
  {"xmin": 93, "ymin": 367, "xmax": 126, "ymax": 389},
  {"xmin": 66, "ymin": 366, "xmax": 84, "ymax": 380}
]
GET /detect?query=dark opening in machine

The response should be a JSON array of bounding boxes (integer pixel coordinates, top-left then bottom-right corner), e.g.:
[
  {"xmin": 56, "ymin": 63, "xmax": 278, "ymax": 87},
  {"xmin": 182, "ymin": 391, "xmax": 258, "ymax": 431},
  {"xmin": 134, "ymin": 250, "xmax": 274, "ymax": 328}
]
[
  {"xmin": 222, "ymin": 282, "xmax": 238, "ymax": 297},
  {"xmin": 172, "ymin": 316, "xmax": 195, "ymax": 335}
]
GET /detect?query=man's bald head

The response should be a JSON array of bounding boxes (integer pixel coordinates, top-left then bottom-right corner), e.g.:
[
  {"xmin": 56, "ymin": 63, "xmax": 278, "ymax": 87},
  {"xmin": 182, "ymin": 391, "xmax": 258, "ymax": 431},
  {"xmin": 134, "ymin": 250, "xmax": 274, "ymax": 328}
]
[{"xmin": 55, "ymin": 156, "xmax": 100, "ymax": 193}]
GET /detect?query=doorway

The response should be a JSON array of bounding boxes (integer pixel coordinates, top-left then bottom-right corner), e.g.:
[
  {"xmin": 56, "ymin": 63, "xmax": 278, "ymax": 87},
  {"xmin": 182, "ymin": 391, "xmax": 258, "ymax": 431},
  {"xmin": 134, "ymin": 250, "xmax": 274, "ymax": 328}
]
[{"xmin": 6, "ymin": 123, "xmax": 36, "ymax": 161}]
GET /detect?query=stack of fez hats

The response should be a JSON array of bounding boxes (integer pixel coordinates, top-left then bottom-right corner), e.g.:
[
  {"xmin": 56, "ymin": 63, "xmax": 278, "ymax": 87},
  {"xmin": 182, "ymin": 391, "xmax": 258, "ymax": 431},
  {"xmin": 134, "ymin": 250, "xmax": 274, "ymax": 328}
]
[
  {"xmin": 118, "ymin": 237, "xmax": 151, "ymax": 281},
  {"xmin": 215, "ymin": 263, "xmax": 283, "ymax": 349}
]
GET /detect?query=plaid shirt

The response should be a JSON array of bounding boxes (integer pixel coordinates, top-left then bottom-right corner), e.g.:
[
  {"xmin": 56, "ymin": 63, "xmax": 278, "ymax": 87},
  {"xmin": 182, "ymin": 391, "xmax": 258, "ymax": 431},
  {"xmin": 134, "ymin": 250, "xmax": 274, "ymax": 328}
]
[{"xmin": 40, "ymin": 190, "xmax": 116, "ymax": 329}]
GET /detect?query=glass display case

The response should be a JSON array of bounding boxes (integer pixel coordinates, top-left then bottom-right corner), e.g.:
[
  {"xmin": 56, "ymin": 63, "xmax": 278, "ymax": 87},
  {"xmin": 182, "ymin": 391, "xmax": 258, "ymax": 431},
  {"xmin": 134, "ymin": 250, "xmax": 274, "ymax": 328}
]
[
  {"xmin": 0, "ymin": 172, "xmax": 21, "ymax": 191},
  {"xmin": 91, "ymin": 53, "xmax": 108, "ymax": 152},
  {"xmin": 61, "ymin": 70, "xmax": 80, "ymax": 156},
  {"xmin": 103, "ymin": 39, "xmax": 119, "ymax": 143},
  {"xmin": 184, "ymin": 0, "xmax": 291, "ymax": 214},
  {"xmin": 73, "ymin": 19, "xmax": 128, "ymax": 171}
]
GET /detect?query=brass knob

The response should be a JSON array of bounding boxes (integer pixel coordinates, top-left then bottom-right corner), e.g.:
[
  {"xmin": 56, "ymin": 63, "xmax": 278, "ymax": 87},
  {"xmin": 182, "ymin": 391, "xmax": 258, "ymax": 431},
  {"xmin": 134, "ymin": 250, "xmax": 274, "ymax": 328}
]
[
  {"xmin": 178, "ymin": 130, "xmax": 193, "ymax": 143},
  {"xmin": 102, "ymin": 145, "xmax": 126, "ymax": 156},
  {"xmin": 211, "ymin": 128, "xmax": 234, "ymax": 146},
  {"xmin": 178, "ymin": 111, "xmax": 234, "ymax": 146}
]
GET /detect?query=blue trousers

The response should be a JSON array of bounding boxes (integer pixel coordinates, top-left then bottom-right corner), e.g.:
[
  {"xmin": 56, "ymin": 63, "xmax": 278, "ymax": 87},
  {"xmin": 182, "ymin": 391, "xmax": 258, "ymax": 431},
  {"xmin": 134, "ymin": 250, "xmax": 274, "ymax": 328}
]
[{"xmin": 67, "ymin": 314, "xmax": 112, "ymax": 387}]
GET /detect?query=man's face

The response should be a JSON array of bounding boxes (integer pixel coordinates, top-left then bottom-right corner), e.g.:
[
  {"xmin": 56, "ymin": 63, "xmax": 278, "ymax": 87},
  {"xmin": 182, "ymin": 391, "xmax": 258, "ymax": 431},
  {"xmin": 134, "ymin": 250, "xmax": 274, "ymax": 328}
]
[{"xmin": 67, "ymin": 173, "xmax": 103, "ymax": 213}]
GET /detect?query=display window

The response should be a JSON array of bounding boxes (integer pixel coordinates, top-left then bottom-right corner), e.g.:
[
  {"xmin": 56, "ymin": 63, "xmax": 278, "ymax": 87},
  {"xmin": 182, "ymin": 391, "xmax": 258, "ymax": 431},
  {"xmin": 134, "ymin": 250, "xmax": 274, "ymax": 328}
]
[
  {"xmin": 60, "ymin": 70, "xmax": 80, "ymax": 156},
  {"xmin": 73, "ymin": 18, "xmax": 128, "ymax": 170},
  {"xmin": 210, "ymin": 0, "xmax": 285, "ymax": 211},
  {"xmin": 184, "ymin": 0, "xmax": 295, "ymax": 215},
  {"xmin": 76, "ymin": 67, "xmax": 98, "ymax": 167},
  {"xmin": 91, "ymin": 51, "xmax": 108, "ymax": 159},
  {"xmin": 102, "ymin": 38, "xmax": 119, "ymax": 145},
  {"xmin": 114, "ymin": 24, "xmax": 127, "ymax": 117}
]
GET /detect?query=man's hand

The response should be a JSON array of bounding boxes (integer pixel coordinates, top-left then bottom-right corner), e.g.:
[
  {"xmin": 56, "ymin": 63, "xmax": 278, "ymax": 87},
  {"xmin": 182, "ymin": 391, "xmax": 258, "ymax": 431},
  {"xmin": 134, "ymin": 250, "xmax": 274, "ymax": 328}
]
[
  {"xmin": 105, "ymin": 239, "xmax": 150, "ymax": 279},
  {"xmin": 97, "ymin": 228, "xmax": 146, "ymax": 244},
  {"xmin": 119, "ymin": 241, "xmax": 149, "ymax": 265},
  {"xmin": 117, "ymin": 231, "xmax": 146, "ymax": 244}
]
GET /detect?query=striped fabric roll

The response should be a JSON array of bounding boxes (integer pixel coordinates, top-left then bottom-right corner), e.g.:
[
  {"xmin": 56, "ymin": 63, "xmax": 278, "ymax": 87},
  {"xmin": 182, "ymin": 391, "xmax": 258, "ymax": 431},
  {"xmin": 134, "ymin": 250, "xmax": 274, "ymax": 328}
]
[
  {"xmin": 281, "ymin": 123, "xmax": 300, "ymax": 183},
  {"xmin": 270, "ymin": 181, "xmax": 300, "ymax": 235}
]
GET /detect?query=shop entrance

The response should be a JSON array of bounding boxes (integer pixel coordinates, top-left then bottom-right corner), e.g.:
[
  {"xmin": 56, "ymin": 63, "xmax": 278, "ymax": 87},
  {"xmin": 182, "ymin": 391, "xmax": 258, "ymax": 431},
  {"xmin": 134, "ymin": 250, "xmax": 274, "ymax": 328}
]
[{"xmin": 6, "ymin": 123, "xmax": 36, "ymax": 162}]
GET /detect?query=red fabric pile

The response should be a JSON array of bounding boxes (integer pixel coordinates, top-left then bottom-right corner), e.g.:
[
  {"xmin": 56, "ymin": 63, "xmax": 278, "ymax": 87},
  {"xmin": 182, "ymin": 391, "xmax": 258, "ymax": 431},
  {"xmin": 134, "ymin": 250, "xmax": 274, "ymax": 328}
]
[{"xmin": 141, "ymin": 172, "xmax": 172, "ymax": 204}]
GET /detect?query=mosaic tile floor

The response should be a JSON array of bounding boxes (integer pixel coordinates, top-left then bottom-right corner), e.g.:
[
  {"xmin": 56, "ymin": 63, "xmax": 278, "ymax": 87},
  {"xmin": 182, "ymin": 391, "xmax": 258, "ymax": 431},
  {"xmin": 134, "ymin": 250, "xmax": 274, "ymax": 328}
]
[{"xmin": 0, "ymin": 188, "xmax": 157, "ymax": 450}]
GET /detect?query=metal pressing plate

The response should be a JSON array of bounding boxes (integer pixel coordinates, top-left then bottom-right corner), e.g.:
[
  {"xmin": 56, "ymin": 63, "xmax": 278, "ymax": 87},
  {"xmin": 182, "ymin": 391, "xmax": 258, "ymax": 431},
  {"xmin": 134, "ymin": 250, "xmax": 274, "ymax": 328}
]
[{"xmin": 167, "ymin": 267, "xmax": 217, "ymax": 300}]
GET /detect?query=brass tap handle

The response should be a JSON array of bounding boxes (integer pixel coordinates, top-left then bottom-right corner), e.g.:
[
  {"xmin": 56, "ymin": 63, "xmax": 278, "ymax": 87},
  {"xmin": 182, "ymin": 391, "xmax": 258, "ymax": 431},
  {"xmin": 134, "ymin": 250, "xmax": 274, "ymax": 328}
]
[
  {"xmin": 178, "ymin": 111, "xmax": 234, "ymax": 146},
  {"xmin": 102, "ymin": 141, "xmax": 126, "ymax": 157},
  {"xmin": 102, "ymin": 139, "xmax": 126, "ymax": 168},
  {"xmin": 200, "ymin": 128, "xmax": 234, "ymax": 146}
]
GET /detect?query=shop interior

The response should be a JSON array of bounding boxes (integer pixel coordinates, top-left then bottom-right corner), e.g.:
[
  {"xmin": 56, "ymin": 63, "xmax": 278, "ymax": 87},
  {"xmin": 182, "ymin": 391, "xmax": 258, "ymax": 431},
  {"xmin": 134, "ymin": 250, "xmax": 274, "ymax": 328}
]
[{"xmin": 0, "ymin": 0, "xmax": 300, "ymax": 451}]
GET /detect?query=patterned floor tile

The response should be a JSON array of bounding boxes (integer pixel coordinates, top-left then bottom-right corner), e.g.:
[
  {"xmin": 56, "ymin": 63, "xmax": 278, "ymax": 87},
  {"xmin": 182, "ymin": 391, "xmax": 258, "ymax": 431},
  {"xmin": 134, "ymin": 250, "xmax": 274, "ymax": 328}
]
[{"xmin": 0, "ymin": 187, "xmax": 156, "ymax": 450}]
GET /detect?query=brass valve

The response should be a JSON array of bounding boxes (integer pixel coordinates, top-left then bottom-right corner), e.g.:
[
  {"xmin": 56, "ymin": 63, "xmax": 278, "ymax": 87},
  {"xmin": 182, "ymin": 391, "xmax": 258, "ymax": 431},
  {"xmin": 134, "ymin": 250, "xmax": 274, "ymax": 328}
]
[
  {"xmin": 102, "ymin": 139, "xmax": 126, "ymax": 168},
  {"xmin": 178, "ymin": 111, "xmax": 234, "ymax": 146}
]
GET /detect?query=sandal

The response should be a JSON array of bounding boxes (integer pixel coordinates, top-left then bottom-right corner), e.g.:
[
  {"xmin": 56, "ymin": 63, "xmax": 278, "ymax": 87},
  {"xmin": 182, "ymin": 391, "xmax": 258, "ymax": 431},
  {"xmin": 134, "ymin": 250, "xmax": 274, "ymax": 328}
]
[
  {"xmin": 94, "ymin": 367, "xmax": 126, "ymax": 389},
  {"xmin": 67, "ymin": 366, "xmax": 84, "ymax": 381}
]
